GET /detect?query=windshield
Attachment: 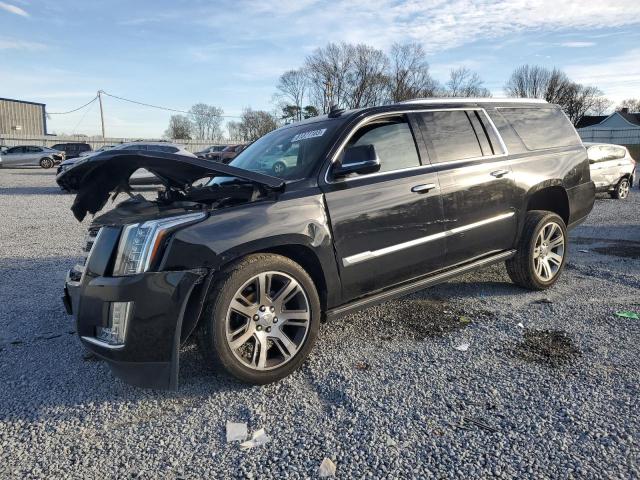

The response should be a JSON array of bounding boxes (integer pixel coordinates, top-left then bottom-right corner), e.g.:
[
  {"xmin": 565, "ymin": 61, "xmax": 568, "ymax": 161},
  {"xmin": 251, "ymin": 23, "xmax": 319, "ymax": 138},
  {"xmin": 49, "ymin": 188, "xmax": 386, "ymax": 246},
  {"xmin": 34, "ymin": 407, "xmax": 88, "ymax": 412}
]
[{"xmin": 209, "ymin": 120, "xmax": 339, "ymax": 184}]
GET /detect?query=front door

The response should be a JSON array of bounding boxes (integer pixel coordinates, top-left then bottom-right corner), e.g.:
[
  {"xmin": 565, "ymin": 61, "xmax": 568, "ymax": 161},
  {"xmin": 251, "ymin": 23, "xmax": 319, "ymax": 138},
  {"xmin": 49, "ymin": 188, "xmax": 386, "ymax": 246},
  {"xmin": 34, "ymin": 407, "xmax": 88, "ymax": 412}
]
[
  {"xmin": 416, "ymin": 109, "xmax": 518, "ymax": 267},
  {"xmin": 322, "ymin": 114, "xmax": 446, "ymax": 302},
  {"xmin": 3, "ymin": 146, "xmax": 27, "ymax": 166}
]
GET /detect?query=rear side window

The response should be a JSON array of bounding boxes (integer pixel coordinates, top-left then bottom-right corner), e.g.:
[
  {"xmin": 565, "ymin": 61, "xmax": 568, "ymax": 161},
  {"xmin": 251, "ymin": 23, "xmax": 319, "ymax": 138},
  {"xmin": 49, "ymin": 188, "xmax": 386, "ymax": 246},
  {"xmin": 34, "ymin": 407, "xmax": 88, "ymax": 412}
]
[
  {"xmin": 347, "ymin": 117, "xmax": 420, "ymax": 173},
  {"xmin": 499, "ymin": 107, "xmax": 579, "ymax": 150},
  {"xmin": 420, "ymin": 111, "xmax": 483, "ymax": 163}
]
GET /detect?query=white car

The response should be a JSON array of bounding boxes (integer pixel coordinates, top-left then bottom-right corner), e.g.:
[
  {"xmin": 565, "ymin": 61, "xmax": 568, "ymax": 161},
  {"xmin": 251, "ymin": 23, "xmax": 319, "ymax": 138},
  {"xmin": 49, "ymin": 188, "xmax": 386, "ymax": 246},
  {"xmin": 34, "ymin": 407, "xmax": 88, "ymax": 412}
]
[{"xmin": 586, "ymin": 143, "xmax": 636, "ymax": 199}]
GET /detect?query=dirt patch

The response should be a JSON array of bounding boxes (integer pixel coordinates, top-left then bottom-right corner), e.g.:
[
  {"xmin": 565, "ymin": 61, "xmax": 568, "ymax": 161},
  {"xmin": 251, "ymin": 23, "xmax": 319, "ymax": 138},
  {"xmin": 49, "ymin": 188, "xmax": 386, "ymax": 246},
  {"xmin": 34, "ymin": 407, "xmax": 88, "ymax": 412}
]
[
  {"xmin": 515, "ymin": 329, "xmax": 581, "ymax": 366},
  {"xmin": 372, "ymin": 298, "xmax": 492, "ymax": 341},
  {"xmin": 592, "ymin": 245, "xmax": 640, "ymax": 259}
]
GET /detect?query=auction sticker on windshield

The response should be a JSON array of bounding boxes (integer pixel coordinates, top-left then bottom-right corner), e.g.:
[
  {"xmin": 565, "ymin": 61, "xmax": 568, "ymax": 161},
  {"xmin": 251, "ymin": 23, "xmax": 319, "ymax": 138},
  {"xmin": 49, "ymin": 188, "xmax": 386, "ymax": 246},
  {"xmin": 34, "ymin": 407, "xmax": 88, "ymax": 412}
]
[{"xmin": 291, "ymin": 128, "xmax": 327, "ymax": 142}]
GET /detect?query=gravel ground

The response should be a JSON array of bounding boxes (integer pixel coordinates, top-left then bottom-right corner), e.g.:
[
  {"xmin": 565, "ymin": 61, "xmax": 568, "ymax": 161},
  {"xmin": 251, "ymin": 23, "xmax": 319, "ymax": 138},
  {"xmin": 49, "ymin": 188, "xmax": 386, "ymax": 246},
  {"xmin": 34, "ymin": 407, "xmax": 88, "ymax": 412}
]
[{"xmin": 0, "ymin": 167, "xmax": 639, "ymax": 479}]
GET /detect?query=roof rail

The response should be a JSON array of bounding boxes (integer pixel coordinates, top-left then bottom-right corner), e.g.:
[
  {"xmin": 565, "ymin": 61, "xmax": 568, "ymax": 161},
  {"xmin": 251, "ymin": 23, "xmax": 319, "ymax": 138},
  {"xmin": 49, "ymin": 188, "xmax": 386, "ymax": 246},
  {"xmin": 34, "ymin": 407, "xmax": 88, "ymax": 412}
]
[{"xmin": 398, "ymin": 97, "xmax": 548, "ymax": 105}]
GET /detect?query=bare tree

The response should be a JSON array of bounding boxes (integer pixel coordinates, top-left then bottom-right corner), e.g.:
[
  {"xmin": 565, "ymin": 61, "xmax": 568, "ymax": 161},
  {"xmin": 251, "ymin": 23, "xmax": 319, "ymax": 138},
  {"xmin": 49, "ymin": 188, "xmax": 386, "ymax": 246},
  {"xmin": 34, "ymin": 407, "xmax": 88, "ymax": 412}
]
[
  {"xmin": 164, "ymin": 115, "xmax": 192, "ymax": 140},
  {"xmin": 505, "ymin": 64, "xmax": 607, "ymax": 125},
  {"xmin": 189, "ymin": 103, "xmax": 224, "ymax": 140},
  {"xmin": 238, "ymin": 108, "xmax": 278, "ymax": 142},
  {"xmin": 305, "ymin": 42, "xmax": 354, "ymax": 113},
  {"xmin": 387, "ymin": 43, "xmax": 439, "ymax": 102},
  {"xmin": 345, "ymin": 44, "xmax": 389, "ymax": 108},
  {"xmin": 589, "ymin": 97, "xmax": 613, "ymax": 115},
  {"xmin": 227, "ymin": 121, "xmax": 241, "ymax": 141},
  {"xmin": 276, "ymin": 70, "xmax": 307, "ymax": 121},
  {"xmin": 617, "ymin": 98, "xmax": 640, "ymax": 112},
  {"xmin": 445, "ymin": 67, "xmax": 491, "ymax": 97}
]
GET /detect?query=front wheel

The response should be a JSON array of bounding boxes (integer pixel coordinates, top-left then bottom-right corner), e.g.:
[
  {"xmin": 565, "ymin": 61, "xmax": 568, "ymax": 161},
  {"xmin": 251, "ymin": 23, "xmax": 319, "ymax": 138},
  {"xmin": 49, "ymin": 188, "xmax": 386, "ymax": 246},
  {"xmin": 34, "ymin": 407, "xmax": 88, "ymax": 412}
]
[
  {"xmin": 200, "ymin": 254, "xmax": 320, "ymax": 384},
  {"xmin": 39, "ymin": 157, "xmax": 54, "ymax": 169},
  {"xmin": 272, "ymin": 161, "xmax": 286, "ymax": 175},
  {"xmin": 506, "ymin": 211, "xmax": 567, "ymax": 290},
  {"xmin": 611, "ymin": 178, "xmax": 630, "ymax": 199}
]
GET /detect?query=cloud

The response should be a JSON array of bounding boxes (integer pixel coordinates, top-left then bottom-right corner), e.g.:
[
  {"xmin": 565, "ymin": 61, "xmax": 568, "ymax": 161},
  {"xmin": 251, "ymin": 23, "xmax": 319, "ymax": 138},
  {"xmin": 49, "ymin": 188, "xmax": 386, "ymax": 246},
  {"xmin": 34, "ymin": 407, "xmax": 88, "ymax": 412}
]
[
  {"xmin": 0, "ymin": 38, "xmax": 46, "ymax": 51},
  {"xmin": 565, "ymin": 48, "xmax": 640, "ymax": 103},
  {"xmin": 186, "ymin": 0, "xmax": 640, "ymax": 55},
  {"xmin": 560, "ymin": 41, "xmax": 595, "ymax": 48},
  {"xmin": 0, "ymin": 1, "xmax": 28, "ymax": 17}
]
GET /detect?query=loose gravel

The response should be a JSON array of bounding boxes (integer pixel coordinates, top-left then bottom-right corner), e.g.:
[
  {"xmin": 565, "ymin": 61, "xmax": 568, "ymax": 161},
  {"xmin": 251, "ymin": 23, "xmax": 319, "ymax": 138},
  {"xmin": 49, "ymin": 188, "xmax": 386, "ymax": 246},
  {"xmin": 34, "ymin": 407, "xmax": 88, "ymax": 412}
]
[{"xmin": 1, "ymin": 167, "xmax": 639, "ymax": 479}]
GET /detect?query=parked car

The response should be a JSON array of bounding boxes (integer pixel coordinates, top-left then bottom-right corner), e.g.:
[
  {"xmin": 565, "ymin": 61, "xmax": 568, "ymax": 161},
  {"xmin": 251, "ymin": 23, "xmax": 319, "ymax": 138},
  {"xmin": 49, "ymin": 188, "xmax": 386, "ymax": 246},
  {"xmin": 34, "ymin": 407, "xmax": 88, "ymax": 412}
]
[
  {"xmin": 52, "ymin": 142, "xmax": 92, "ymax": 159},
  {"xmin": 56, "ymin": 141, "xmax": 197, "ymax": 190},
  {"xmin": 585, "ymin": 142, "xmax": 636, "ymax": 199},
  {"xmin": 60, "ymin": 98, "xmax": 595, "ymax": 389},
  {"xmin": 0, "ymin": 145, "xmax": 64, "ymax": 168},
  {"xmin": 195, "ymin": 145, "xmax": 227, "ymax": 159},
  {"xmin": 0, "ymin": 145, "xmax": 8, "ymax": 154},
  {"xmin": 208, "ymin": 144, "xmax": 246, "ymax": 163},
  {"xmin": 78, "ymin": 145, "xmax": 115, "ymax": 157}
]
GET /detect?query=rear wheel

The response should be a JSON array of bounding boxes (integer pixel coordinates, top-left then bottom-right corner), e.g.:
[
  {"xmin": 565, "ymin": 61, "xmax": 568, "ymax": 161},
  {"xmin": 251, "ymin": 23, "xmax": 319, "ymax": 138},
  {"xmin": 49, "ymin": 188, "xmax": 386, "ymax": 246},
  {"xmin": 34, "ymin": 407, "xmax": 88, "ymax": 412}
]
[
  {"xmin": 200, "ymin": 254, "xmax": 320, "ymax": 384},
  {"xmin": 506, "ymin": 211, "xmax": 567, "ymax": 290},
  {"xmin": 272, "ymin": 161, "xmax": 286, "ymax": 175},
  {"xmin": 39, "ymin": 157, "xmax": 54, "ymax": 169},
  {"xmin": 611, "ymin": 178, "xmax": 630, "ymax": 199}
]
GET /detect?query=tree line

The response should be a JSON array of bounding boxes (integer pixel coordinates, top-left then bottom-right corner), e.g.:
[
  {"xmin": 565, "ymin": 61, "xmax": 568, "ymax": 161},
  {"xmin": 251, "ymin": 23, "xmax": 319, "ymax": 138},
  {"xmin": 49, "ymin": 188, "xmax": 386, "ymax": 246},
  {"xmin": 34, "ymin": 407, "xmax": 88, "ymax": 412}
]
[{"xmin": 166, "ymin": 41, "xmax": 639, "ymax": 142}]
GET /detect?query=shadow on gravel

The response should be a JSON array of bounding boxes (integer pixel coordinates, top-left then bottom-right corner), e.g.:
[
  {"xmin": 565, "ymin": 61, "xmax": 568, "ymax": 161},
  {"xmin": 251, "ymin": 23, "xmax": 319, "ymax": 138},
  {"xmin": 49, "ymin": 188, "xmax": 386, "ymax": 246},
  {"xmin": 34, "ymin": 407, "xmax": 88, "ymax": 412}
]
[
  {"xmin": 514, "ymin": 329, "xmax": 581, "ymax": 367},
  {"xmin": 0, "ymin": 186, "xmax": 64, "ymax": 196}
]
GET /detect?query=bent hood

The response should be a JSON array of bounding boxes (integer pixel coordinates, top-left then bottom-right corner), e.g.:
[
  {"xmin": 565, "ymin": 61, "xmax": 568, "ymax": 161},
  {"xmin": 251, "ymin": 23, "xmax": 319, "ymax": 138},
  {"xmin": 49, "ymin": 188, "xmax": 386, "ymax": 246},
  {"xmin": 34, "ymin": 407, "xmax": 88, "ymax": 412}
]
[{"xmin": 57, "ymin": 150, "xmax": 284, "ymax": 221}]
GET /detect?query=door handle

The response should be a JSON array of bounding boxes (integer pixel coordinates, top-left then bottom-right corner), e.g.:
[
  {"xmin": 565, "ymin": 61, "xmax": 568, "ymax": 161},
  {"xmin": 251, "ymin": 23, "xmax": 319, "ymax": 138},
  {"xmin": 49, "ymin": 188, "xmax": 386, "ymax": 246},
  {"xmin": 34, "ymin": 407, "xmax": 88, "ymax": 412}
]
[
  {"xmin": 490, "ymin": 169, "xmax": 510, "ymax": 178},
  {"xmin": 411, "ymin": 183, "xmax": 437, "ymax": 194}
]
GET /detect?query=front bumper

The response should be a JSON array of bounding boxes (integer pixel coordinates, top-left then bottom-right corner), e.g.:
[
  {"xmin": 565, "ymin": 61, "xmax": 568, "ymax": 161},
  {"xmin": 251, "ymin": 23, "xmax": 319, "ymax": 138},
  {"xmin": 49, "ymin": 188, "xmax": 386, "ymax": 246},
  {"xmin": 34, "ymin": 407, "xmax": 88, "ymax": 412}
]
[{"xmin": 65, "ymin": 268, "xmax": 206, "ymax": 389}]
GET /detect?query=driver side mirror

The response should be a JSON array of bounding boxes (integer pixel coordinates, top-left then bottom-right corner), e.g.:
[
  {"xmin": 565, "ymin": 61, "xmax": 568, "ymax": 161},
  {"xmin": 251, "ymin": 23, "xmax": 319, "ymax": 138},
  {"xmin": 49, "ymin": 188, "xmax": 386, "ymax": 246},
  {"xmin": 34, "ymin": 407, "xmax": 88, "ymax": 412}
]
[{"xmin": 333, "ymin": 144, "xmax": 381, "ymax": 178}]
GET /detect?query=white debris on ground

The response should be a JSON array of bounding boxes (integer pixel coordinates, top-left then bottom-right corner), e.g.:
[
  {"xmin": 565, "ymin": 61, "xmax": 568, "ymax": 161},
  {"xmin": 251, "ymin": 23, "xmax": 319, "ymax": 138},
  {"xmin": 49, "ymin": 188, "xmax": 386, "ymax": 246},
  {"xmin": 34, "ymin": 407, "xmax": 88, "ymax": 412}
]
[
  {"xmin": 226, "ymin": 421, "xmax": 248, "ymax": 443},
  {"xmin": 318, "ymin": 457, "xmax": 337, "ymax": 477},
  {"xmin": 240, "ymin": 428, "xmax": 270, "ymax": 450},
  {"xmin": 454, "ymin": 342, "xmax": 470, "ymax": 351}
]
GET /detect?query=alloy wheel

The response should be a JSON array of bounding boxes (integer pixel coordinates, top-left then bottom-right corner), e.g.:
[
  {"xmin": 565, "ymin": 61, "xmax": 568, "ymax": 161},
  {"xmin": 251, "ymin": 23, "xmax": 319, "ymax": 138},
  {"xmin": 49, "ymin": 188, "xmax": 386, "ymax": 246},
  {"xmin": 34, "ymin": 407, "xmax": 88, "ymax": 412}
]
[
  {"xmin": 225, "ymin": 271, "xmax": 310, "ymax": 371},
  {"xmin": 618, "ymin": 179, "xmax": 629, "ymax": 199},
  {"xmin": 532, "ymin": 221, "xmax": 565, "ymax": 282}
]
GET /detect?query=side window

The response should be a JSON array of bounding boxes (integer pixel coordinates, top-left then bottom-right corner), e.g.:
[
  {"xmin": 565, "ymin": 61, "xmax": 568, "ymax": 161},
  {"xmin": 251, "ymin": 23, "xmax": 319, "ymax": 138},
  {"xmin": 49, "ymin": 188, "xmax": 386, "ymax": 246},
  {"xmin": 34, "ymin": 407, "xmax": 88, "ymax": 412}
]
[
  {"xmin": 346, "ymin": 117, "xmax": 420, "ymax": 174},
  {"xmin": 499, "ymin": 107, "xmax": 580, "ymax": 150},
  {"xmin": 7, "ymin": 146, "xmax": 23, "ymax": 154},
  {"xmin": 421, "ymin": 111, "xmax": 483, "ymax": 163},
  {"xmin": 27, "ymin": 146, "xmax": 42, "ymax": 152},
  {"xmin": 612, "ymin": 146, "xmax": 627, "ymax": 159}
]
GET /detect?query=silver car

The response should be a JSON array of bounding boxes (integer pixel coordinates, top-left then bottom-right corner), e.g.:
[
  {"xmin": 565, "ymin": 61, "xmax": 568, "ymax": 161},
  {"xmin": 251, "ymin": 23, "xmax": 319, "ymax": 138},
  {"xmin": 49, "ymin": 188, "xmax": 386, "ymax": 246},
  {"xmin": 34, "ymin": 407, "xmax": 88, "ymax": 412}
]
[
  {"xmin": 0, "ymin": 145, "xmax": 64, "ymax": 169},
  {"xmin": 586, "ymin": 143, "xmax": 636, "ymax": 199}
]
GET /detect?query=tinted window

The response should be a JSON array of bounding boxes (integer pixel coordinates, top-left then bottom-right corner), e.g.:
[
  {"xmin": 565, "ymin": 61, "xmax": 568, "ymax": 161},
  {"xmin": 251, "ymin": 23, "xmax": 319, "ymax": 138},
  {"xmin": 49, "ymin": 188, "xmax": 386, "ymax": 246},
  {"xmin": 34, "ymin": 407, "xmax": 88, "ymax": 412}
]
[
  {"xmin": 421, "ymin": 111, "xmax": 482, "ymax": 163},
  {"xmin": 7, "ymin": 147, "xmax": 23, "ymax": 154},
  {"xmin": 499, "ymin": 107, "xmax": 579, "ymax": 150},
  {"xmin": 347, "ymin": 118, "xmax": 420, "ymax": 173},
  {"xmin": 27, "ymin": 146, "xmax": 42, "ymax": 152}
]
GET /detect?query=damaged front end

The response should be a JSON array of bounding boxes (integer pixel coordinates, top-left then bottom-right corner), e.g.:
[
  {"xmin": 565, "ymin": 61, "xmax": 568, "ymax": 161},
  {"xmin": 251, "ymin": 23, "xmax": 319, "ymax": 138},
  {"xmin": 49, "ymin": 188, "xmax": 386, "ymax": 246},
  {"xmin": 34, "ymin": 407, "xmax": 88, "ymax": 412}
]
[{"xmin": 61, "ymin": 152, "xmax": 283, "ymax": 389}]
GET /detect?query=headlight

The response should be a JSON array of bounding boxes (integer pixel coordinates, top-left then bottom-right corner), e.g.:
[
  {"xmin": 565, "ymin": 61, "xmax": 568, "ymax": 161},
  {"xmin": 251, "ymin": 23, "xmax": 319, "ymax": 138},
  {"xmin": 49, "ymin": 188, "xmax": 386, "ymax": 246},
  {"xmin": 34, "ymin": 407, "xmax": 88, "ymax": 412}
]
[{"xmin": 112, "ymin": 212, "xmax": 206, "ymax": 276}]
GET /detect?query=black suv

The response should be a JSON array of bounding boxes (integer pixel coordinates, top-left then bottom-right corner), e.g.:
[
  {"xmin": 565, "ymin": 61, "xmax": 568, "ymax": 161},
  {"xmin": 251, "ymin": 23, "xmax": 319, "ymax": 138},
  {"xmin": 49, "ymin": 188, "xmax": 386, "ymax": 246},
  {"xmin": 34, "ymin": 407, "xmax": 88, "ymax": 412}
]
[
  {"xmin": 60, "ymin": 99, "xmax": 595, "ymax": 389},
  {"xmin": 52, "ymin": 142, "xmax": 92, "ymax": 159}
]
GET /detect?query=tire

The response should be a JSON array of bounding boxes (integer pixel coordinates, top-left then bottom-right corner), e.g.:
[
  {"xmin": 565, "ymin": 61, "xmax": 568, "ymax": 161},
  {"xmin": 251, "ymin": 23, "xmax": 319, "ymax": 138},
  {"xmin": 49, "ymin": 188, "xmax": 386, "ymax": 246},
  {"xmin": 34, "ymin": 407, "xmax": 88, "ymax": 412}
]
[
  {"xmin": 272, "ymin": 161, "xmax": 286, "ymax": 175},
  {"xmin": 506, "ymin": 210, "xmax": 567, "ymax": 290},
  {"xmin": 199, "ymin": 253, "xmax": 320, "ymax": 384},
  {"xmin": 39, "ymin": 157, "xmax": 54, "ymax": 169},
  {"xmin": 611, "ymin": 177, "xmax": 630, "ymax": 199}
]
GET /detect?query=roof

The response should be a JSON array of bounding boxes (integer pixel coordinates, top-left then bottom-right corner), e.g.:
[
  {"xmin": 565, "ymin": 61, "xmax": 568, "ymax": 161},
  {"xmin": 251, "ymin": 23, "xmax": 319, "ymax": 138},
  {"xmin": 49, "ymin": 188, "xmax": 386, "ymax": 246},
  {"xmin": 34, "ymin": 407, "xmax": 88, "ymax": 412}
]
[
  {"xmin": 575, "ymin": 115, "xmax": 608, "ymax": 129},
  {"xmin": 0, "ymin": 97, "xmax": 46, "ymax": 107},
  {"xmin": 618, "ymin": 111, "xmax": 640, "ymax": 127}
]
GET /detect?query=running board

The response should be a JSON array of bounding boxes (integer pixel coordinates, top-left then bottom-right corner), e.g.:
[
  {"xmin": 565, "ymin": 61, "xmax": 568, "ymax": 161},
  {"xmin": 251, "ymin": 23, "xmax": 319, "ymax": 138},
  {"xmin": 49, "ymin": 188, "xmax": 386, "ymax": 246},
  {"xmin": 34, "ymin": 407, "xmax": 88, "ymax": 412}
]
[{"xmin": 325, "ymin": 250, "xmax": 516, "ymax": 321}]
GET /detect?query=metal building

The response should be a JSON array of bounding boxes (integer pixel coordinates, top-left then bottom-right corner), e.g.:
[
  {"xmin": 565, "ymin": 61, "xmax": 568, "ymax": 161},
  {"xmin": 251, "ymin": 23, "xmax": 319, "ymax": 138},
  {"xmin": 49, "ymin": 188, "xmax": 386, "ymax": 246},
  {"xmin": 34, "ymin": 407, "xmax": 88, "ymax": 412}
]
[{"xmin": 0, "ymin": 97, "xmax": 47, "ymax": 135}]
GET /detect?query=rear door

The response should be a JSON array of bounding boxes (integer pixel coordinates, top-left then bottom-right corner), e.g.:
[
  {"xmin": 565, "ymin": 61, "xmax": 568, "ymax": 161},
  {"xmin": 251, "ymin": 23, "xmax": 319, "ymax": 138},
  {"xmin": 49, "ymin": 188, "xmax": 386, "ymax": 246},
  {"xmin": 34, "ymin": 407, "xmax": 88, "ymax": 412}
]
[
  {"xmin": 322, "ymin": 113, "xmax": 446, "ymax": 301},
  {"xmin": 416, "ymin": 109, "xmax": 518, "ymax": 267},
  {"xmin": 24, "ymin": 146, "xmax": 43, "ymax": 164}
]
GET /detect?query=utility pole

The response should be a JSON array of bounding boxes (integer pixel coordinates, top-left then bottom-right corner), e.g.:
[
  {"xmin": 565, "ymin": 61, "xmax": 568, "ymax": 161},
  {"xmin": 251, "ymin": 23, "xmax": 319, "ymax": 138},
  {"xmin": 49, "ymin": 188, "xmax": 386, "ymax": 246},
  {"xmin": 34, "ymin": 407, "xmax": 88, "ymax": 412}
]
[{"xmin": 97, "ymin": 90, "xmax": 106, "ymax": 138}]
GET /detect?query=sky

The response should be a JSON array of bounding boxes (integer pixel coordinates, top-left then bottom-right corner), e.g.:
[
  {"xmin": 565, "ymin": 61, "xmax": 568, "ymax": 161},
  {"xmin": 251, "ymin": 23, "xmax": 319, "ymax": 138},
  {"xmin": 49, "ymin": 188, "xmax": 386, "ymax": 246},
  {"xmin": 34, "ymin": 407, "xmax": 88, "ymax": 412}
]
[{"xmin": 1, "ymin": 0, "xmax": 640, "ymax": 138}]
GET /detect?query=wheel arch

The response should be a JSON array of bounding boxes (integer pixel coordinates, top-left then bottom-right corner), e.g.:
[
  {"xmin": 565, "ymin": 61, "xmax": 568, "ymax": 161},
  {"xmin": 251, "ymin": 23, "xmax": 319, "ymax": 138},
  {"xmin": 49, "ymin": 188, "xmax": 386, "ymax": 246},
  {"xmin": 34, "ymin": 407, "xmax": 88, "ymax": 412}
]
[{"xmin": 524, "ymin": 182, "xmax": 570, "ymax": 226}]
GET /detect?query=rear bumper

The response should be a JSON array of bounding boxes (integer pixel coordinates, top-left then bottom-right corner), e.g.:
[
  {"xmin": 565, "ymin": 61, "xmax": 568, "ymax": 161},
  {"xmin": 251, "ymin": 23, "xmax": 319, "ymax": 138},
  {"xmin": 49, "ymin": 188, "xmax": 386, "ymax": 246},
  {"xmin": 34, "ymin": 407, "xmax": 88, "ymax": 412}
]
[{"xmin": 65, "ymin": 269, "xmax": 205, "ymax": 390}]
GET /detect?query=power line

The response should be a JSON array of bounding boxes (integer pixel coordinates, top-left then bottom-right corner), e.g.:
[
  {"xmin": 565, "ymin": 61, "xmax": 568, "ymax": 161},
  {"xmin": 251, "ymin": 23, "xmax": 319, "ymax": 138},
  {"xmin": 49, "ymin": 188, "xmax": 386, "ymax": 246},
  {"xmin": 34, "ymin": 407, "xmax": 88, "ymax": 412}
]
[
  {"xmin": 100, "ymin": 90, "xmax": 242, "ymax": 118},
  {"xmin": 47, "ymin": 96, "xmax": 98, "ymax": 115}
]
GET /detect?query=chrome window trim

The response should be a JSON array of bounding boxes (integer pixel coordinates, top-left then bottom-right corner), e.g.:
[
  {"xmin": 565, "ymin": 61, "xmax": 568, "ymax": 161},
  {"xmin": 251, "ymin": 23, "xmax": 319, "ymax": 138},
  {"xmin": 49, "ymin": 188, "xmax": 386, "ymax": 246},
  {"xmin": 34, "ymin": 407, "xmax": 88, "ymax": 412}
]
[
  {"xmin": 325, "ymin": 108, "xmax": 509, "ymax": 184},
  {"xmin": 342, "ymin": 212, "xmax": 515, "ymax": 267}
]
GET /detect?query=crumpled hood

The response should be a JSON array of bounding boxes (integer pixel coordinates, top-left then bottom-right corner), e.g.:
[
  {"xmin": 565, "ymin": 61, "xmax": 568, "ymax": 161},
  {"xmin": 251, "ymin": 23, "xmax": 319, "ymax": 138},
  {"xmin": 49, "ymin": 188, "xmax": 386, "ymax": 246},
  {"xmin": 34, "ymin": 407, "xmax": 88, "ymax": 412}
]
[{"xmin": 56, "ymin": 151, "xmax": 284, "ymax": 221}]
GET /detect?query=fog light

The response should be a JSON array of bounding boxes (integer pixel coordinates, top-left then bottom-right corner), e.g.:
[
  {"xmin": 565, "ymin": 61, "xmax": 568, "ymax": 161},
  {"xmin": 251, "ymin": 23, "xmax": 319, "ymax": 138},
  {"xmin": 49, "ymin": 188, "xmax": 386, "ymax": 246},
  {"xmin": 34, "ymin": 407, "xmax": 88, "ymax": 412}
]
[{"xmin": 96, "ymin": 301, "xmax": 133, "ymax": 346}]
